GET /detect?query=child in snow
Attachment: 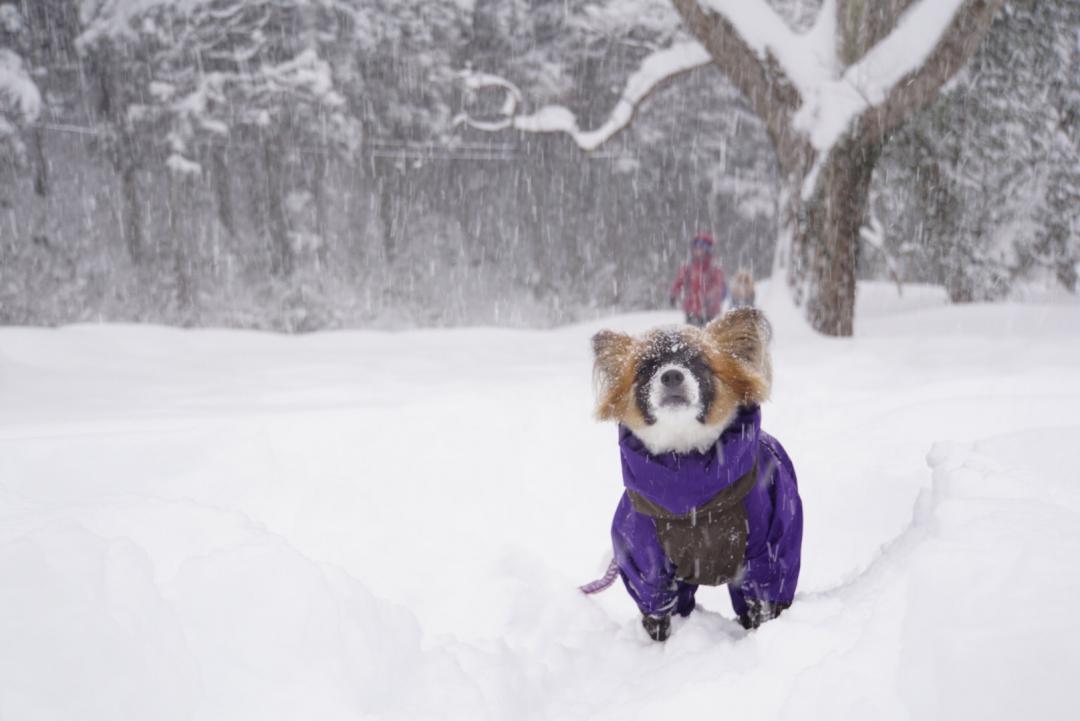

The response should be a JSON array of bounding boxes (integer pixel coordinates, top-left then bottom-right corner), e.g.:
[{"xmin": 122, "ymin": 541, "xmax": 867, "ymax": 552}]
[
  {"xmin": 670, "ymin": 232, "xmax": 727, "ymax": 327},
  {"xmin": 730, "ymin": 269, "xmax": 756, "ymax": 308}
]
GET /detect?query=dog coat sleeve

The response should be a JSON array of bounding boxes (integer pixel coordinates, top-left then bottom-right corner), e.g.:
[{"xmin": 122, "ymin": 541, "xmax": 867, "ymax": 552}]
[
  {"xmin": 728, "ymin": 435, "xmax": 803, "ymax": 618},
  {"xmin": 611, "ymin": 493, "xmax": 683, "ymax": 617}
]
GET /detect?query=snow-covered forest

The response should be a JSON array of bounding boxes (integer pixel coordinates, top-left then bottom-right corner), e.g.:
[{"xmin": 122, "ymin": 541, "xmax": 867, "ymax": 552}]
[{"xmin": 1, "ymin": 0, "xmax": 1077, "ymax": 330}]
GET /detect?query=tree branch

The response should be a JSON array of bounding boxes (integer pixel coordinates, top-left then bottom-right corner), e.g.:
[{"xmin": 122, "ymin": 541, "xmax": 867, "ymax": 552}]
[
  {"xmin": 455, "ymin": 41, "xmax": 712, "ymax": 152},
  {"xmin": 861, "ymin": 0, "xmax": 1005, "ymax": 141},
  {"xmin": 0, "ymin": 48, "xmax": 43, "ymax": 126},
  {"xmin": 670, "ymin": 0, "xmax": 808, "ymax": 176},
  {"xmin": 836, "ymin": 0, "xmax": 918, "ymax": 66}
]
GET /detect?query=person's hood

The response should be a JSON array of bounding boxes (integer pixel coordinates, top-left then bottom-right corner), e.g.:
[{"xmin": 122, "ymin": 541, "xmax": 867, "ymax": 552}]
[{"xmin": 619, "ymin": 405, "xmax": 760, "ymax": 515}]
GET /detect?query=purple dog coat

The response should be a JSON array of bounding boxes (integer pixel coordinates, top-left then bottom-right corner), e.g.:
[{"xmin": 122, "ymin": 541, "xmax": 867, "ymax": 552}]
[{"xmin": 611, "ymin": 405, "xmax": 802, "ymax": 620}]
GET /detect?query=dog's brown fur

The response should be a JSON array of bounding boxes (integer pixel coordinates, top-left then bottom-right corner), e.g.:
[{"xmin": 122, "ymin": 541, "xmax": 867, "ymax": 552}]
[{"xmin": 592, "ymin": 308, "xmax": 772, "ymax": 432}]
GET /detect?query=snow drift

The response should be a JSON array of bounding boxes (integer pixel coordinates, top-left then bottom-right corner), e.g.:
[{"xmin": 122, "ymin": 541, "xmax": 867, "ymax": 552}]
[{"xmin": 1, "ymin": 283, "xmax": 1078, "ymax": 720}]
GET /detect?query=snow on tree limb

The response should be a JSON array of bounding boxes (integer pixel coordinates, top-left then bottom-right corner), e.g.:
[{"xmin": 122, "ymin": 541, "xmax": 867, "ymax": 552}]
[
  {"xmin": 671, "ymin": 0, "xmax": 806, "ymax": 173},
  {"xmin": 696, "ymin": 0, "xmax": 837, "ymax": 100},
  {"xmin": 0, "ymin": 49, "xmax": 42, "ymax": 129},
  {"xmin": 455, "ymin": 40, "xmax": 711, "ymax": 152},
  {"xmin": 455, "ymin": 0, "xmax": 1004, "ymax": 215},
  {"xmin": 688, "ymin": 0, "xmax": 979, "ymax": 152},
  {"xmin": 679, "ymin": 0, "xmax": 1002, "ymax": 175},
  {"xmin": 787, "ymin": 0, "xmax": 970, "ymax": 155},
  {"xmin": 836, "ymin": 0, "xmax": 919, "ymax": 66},
  {"xmin": 845, "ymin": 0, "xmax": 970, "ymax": 105},
  {"xmin": 458, "ymin": 0, "xmax": 983, "ymax": 164},
  {"xmin": 459, "ymin": 70, "xmax": 523, "ymax": 119},
  {"xmin": 864, "ymin": 0, "xmax": 1007, "ymax": 139}
]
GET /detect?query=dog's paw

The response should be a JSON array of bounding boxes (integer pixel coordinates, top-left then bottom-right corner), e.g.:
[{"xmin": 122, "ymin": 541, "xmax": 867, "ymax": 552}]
[
  {"xmin": 738, "ymin": 600, "xmax": 791, "ymax": 630},
  {"xmin": 642, "ymin": 613, "xmax": 671, "ymax": 642}
]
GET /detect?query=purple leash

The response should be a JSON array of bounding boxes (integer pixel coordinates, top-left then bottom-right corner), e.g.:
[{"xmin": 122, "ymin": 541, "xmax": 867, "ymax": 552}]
[{"xmin": 579, "ymin": 557, "xmax": 620, "ymax": 595}]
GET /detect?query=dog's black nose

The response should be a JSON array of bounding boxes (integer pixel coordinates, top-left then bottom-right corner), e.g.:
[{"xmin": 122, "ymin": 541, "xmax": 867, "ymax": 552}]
[{"xmin": 660, "ymin": 369, "xmax": 684, "ymax": 387}]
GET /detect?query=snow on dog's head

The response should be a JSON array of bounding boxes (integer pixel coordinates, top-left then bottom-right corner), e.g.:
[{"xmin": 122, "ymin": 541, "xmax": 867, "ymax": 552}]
[{"xmin": 591, "ymin": 309, "xmax": 772, "ymax": 454}]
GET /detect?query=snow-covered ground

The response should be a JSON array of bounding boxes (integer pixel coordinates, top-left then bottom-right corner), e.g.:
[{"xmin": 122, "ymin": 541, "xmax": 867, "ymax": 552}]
[{"xmin": 1, "ymin": 282, "xmax": 1078, "ymax": 721}]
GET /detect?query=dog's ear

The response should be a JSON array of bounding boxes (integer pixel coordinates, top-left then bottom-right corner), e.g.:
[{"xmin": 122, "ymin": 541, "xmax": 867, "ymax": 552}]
[
  {"xmin": 591, "ymin": 330, "xmax": 634, "ymax": 386},
  {"xmin": 704, "ymin": 308, "xmax": 772, "ymax": 403},
  {"xmin": 591, "ymin": 330, "xmax": 636, "ymax": 421}
]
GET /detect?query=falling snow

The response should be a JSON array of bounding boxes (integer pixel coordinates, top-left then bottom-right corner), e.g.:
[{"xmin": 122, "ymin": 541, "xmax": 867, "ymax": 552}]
[
  {"xmin": 1, "ymin": 1, "xmax": 1076, "ymax": 328},
  {"xmin": 1, "ymin": 2, "xmax": 1079, "ymax": 719}
]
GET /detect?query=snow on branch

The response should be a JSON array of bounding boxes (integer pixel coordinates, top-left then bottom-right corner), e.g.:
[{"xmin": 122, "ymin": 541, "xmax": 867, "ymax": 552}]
[
  {"xmin": 844, "ymin": 0, "xmax": 967, "ymax": 107},
  {"xmin": 697, "ymin": 0, "xmax": 837, "ymax": 98},
  {"xmin": 455, "ymin": 41, "xmax": 711, "ymax": 152},
  {"xmin": 672, "ymin": 0, "xmax": 825, "ymax": 175},
  {"xmin": 865, "ymin": 0, "xmax": 1005, "ymax": 138},
  {"xmin": 0, "ymin": 49, "xmax": 41, "ymax": 123},
  {"xmin": 690, "ymin": 0, "xmax": 984, "ymax": 153}
]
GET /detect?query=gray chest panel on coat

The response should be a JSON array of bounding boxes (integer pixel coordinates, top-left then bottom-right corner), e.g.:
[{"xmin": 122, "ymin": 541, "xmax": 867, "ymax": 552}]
[{"xmin": 628, "ymin": 462, "xmax": 758, "ymax": 587}]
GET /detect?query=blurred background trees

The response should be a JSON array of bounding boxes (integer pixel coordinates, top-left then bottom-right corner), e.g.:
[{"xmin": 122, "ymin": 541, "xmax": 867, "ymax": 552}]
[
  {"xmin": 0, "ymin": 0, "xmax": 1076, "ymax": 330},
  {"xmin": 870, "ymin": 0, "xmax": 1080, "ymax": 303}
]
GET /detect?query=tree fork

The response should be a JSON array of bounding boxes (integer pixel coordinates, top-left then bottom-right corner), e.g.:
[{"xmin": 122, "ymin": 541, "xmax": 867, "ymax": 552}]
[
  {"xmin": 673, "ymin": 0, "xmax": 1004, "ymax": 336},
  {"xmin": 458, "ymin": 0, "xmax": 1006, "ymax": 335}
]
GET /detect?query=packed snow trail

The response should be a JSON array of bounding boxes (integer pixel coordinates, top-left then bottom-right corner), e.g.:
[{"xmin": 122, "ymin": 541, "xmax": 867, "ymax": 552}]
[{"xmin": 1, "ymin": 283, "xmax": 1078, "ymax": 720}]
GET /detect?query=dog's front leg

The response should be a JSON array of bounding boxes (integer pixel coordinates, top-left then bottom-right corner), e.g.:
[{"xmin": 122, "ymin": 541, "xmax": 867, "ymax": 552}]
[
  {"xmin": 641, "ymin": 613, "xmax": 671, "ymax": 641},
  {"xmin": 737, "ymin": 598, "xmax": 792, "ymax": 630}
]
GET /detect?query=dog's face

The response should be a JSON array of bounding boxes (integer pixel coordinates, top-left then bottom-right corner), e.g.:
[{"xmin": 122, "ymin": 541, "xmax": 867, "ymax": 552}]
[{"xmin": 592, "ymin": 309, "xmax": 772, "ymax": 455}]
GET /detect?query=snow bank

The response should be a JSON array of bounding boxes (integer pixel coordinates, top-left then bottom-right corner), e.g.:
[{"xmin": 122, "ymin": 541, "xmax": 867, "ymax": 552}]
[
  {"xmin": 1, "ymin": 285, "xmax": 1078, "ymax": 720},
  {"xmin": 0, "ymin": 498, "xmax": 434, "ymax": 720}
]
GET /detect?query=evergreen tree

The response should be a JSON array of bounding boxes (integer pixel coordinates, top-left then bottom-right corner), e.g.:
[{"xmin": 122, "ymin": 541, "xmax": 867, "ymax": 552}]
[
  {"xmin": 1031, "ymin": 0, "xmax": 1080, "ymax": 292},
  {"xmin": 0, "ymin": 3, "xmax": 41, "ymax": 167},
  {"xmin": 876, "ymin": 0, "xmax": 1080, "ymax": 300}
]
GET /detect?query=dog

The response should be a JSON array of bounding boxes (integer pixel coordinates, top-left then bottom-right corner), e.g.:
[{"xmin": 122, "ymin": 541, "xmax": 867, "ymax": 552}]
[{"xmin": 591, "ymin": 308, "xmax": 802, "ymax": 641}]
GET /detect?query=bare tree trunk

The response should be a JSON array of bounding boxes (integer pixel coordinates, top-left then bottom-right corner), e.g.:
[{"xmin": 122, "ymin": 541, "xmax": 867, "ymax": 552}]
[
  {"xmin": 377, "ymin": 159, "xmax": 402, "ymax": 265},
  {"xmin": 263, "ymin": 139, "xmax": 293, "ymax": 277},
  {"xmin": 312, "ymin": 151, "xmax": 328, "ymax": 269},
  {"xmin": 210, "ymin": 146, "xmax": 235, "ymax": 237},
  {"xmin": 795, "ymin": 134, "xmax": 882, "ymax": 336},
  {"xmin": 120, "ymin": 158, "xmax": 144, "ymax": 264},
  {"xmin": 945, "ymin": 270, "xmax": 975, "ymax": 304},
  {"xmin": 346, "ymin": 161, "xmax": 369, "ymax": 265},
  {"xmin": 31, "ymin": 126, "xmax": 48, "ymax": 199},
  {"xmin": 243, "ymin": 148, "xmax": 266, "ymax": 243},
  {"xmin": 168, "ymin": 173, "xmax": 197, "ymax": 318},
  {"xmin": 30, "ymin": 126, "xmax": 49, "ymax": 246},
  {"xmin": 88, "ymin": 42, "xmax": 145, "ymax": 265},
  {"xmin": 838, "ymin": 0, "xmax": 919, "ymax": 65},
  {"xmin": 378, "ymin": 174, "xmax": 394, "ymax": 265},
  {"xmin": 1056, "ymin": 258, "xmax": 1078, "ymax": 294}
]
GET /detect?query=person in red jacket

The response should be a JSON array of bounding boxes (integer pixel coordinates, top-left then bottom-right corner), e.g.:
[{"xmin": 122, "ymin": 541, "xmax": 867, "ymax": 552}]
[{"xmin": 670, "ymin": 232, "xmax": 727, "ymax": 326}]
